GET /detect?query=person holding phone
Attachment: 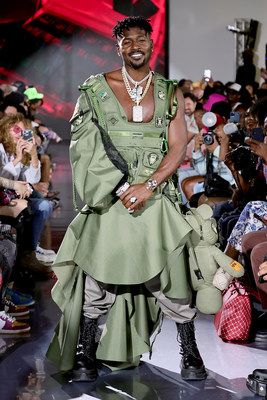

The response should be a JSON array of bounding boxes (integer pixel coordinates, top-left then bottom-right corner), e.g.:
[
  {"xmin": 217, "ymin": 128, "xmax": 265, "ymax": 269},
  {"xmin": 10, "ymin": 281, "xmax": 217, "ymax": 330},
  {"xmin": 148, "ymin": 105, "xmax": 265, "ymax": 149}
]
[{"xmin": 0, "ymin": 113, "xmax": 52, "ymax": 274}]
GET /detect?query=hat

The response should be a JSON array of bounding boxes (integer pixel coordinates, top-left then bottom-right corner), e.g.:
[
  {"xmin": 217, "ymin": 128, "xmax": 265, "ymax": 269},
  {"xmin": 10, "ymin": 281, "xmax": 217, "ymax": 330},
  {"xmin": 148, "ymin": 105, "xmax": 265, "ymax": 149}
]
[
  {"xmin": 213, "ymin": 113, "xmax": 224, "ymax": 127},
  {"xmin": 24, "ymin": 87, "xmax": 44, "ymax": 101},
  {"xmin": 12, "ymin": 80, "xmax": 27, "ymax": 93},
  {"xmin": 203, "ymin": 93, "xmax": 227, "ymax": 111},
  {"xmin": 203, "ymin": 113, "xmax": 224, "ymax": 132},
  {"xmin": 4, "ymin": 91, "xmax": 26, "ymax": 105},
  {"xmin": 228, "ymin": 83, "xmax": 241, "ymax": 93}
]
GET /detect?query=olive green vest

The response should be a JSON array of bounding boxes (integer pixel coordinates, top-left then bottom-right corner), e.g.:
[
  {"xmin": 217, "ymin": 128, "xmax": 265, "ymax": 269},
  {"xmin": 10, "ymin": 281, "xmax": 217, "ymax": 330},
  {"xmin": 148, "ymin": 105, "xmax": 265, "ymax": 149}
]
[{"xmin": 78, "ymin": 73, "xmax": 178, "ymax": 187}]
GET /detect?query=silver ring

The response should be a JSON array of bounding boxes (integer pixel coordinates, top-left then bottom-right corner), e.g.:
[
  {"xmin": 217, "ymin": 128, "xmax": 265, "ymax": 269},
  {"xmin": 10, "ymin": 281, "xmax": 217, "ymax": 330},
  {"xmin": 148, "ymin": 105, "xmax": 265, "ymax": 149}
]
[
  {"xmin": 116, "ymin": 182, "xmax": 130, "ymax": 197},
  {"xmin": 130, "ymin": 197, "xmax": 137, "ymax": 203}
]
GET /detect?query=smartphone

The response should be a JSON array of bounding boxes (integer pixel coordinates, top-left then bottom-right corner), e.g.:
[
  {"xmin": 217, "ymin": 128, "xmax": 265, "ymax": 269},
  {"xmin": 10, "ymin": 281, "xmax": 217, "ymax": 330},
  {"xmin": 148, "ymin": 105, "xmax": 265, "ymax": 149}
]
[
  {"xmin": 204, "ymin": 69, "xmax": 211, "ymax": 82},
  {"xmin": 22, "ymin": 129, "xmax": 33, "ymax": 142},
  {"xmin": 251, "ymin": 127, "xmax": 264, "ymax": 142},
  {"xmin": 230, "ymin": 111, "xmax": 240, "ymax": 123},
  {"xmin": 253, "ymin": 213, "xmax": 267, "ymax": 225}
]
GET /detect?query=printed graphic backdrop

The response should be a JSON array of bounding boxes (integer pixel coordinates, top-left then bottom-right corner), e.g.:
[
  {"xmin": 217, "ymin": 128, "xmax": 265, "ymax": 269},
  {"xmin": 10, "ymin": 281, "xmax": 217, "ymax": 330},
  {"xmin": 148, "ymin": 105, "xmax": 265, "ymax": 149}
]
[{"xmin": 0, "ymin": 0, "xmax": 167, "ymax": 130}]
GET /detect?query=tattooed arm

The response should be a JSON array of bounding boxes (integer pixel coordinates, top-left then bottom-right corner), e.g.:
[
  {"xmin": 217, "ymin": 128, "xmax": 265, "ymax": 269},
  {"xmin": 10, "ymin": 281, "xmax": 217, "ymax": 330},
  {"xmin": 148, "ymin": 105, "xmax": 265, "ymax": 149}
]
[
  {"xmin": 0, "ymin": 177, "xmax": 15, "ymax": 190},
  {"xmin": 0, "ymin": 177, "xmax": 32, "ymax": 199}
]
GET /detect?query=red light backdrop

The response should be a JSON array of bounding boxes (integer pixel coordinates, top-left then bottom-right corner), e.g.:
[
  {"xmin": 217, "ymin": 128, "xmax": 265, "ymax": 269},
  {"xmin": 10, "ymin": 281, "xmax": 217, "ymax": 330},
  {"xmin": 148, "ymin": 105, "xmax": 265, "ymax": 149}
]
[{"xmin": 0, "ymin": 0, "xmax": 166, "ymax": 127}]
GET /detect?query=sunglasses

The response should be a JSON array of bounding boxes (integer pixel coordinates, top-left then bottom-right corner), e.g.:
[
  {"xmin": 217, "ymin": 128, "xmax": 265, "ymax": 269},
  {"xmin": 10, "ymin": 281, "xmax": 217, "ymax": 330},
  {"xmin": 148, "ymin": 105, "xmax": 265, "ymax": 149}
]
[{"xmin": 12, "ymin": 125, "xmax": 23, "ymax": 134}]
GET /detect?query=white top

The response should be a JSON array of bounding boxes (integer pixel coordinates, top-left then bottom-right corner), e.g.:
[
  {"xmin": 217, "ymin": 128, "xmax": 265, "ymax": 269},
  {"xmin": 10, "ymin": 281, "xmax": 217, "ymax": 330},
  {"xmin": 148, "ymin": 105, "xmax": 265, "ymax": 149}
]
[{"xmin": 0, "ymin": 143, "xmax": 41, "ymax": 184}]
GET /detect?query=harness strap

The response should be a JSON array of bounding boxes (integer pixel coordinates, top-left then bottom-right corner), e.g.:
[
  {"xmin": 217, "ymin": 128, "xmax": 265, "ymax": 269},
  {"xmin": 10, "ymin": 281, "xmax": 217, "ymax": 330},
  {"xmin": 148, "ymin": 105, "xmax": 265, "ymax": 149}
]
[{"xmin": 158, "ymin": 78, "xmax": 179, "ymax": 120}]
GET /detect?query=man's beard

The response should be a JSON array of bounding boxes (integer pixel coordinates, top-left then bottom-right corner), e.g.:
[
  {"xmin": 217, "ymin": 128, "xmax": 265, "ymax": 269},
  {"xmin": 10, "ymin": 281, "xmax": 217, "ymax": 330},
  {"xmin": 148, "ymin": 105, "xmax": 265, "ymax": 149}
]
[{"xmin": 129, "ymin": 59, "xmax": 146, "ymax": 69}]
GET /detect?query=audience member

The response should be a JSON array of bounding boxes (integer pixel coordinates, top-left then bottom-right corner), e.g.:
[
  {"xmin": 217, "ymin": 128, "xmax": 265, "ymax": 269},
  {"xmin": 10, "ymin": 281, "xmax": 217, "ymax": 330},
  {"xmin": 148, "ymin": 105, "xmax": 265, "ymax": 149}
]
[
  {"xmin": 226, "ymin": 83, "xmax": 242, "ymax": 110},
  {"xmin": 190, "ymin": 114, "xmax": 234, "ymax": 197},
  {"xmin": 242, "ymin": 229, "xmax": 267, "ymax": 309},
  {"xmin": 178, "ymin": 78, "xmax": 193, "ymax": 93},
  {"xmin": 236, "ymin": 49, "xmax": 256, "ymax": 87},
  {"xmin": 184, "ymin": 92, "xmax": 199, "ymax": 144},
  {"xmin": 0, "ymin": 114, "xmax": 53, "ymax": 273},
  {"xmin": 0, "ymin": 176, "xmax": 34, "ymax": 334}
]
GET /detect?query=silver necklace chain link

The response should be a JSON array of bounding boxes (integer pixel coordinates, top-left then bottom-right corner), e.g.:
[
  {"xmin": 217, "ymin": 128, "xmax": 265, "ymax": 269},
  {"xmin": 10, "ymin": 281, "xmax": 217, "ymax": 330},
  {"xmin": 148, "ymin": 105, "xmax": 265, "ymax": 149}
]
[
  {"xmin": 122, "ymin": 66, "xmax": 151, "ymax": 87},
  {"xmin": 121, "ymin": 67, "xmax": 153, "ymax": 105}
]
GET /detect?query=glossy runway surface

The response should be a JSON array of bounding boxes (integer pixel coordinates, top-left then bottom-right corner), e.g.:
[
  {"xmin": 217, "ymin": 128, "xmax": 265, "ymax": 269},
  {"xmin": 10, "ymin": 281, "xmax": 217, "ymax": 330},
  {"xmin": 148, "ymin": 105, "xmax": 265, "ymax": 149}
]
[{"xmin": 0, "ymin": 140, "xmax": 266, "ymax": 400}]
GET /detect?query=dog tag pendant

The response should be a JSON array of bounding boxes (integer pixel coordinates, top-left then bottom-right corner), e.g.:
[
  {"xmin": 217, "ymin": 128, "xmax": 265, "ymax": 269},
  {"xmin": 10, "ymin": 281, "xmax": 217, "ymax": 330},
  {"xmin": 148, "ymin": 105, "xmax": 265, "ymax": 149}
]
[{"xmin": 133, "ymin": 105, "xmax": 143, "ymax": 122}]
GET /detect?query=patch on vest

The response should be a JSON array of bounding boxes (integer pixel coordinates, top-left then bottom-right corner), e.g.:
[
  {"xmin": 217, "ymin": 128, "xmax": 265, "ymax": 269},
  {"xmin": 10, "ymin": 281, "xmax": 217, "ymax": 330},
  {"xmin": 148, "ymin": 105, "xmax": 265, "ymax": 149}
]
[
  {"xmin": 147, "ymin": 153, "xmax": 159, "ymax": 166},
  {"xmin": 108, "ymin": 115, "xmax": 119, "ymax": 125},
  {"xmin": 155, "ymin": 116, "xmax": 164, "ymax": 127},
  {"xmin": 158, "ymin": 91, "xmax": 165, "ymax": 100},
  {"xmin": 99, "ymin": 91, "xmax": 110, "ymax": 101}
]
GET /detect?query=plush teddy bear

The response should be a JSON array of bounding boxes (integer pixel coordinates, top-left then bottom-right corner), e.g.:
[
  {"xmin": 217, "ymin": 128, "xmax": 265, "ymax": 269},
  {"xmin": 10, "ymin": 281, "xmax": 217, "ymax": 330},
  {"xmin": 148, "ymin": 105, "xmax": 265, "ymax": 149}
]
[{"xmin": 184, "ymin": 204, "xmax": 244, "ymax": 314}]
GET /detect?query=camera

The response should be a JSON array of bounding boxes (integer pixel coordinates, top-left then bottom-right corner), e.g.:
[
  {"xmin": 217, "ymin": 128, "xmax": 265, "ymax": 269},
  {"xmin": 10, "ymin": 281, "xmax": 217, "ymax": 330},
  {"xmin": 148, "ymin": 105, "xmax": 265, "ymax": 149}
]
[
  {"xmin": 202, "ymin": 112, "xmax": 218, "ymax": 145},
  {"xmin": 203, "ymin": 130, "xmax": 217, "ymax": 145},
  {"xmin": 230, "ymin": 145, "xmax": 257, "ymax": 170}
]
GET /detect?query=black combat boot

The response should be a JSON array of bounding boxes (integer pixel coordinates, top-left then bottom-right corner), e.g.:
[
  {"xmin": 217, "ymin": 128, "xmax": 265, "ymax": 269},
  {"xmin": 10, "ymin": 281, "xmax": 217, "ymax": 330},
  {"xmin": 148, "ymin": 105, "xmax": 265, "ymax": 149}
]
[
  {"xmin": 176, "ymin": 321, "xmax": 207, "ymax": 381},
  {"xmin": 72, "ymin": 317, "xmax": 98, "ymax": 382}
]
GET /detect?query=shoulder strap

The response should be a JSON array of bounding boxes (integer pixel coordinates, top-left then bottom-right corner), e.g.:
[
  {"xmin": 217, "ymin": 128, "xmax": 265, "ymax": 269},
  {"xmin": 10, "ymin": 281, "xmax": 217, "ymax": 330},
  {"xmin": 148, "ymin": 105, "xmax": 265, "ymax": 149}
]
[{"xmin": 157, "ymin": 78, "xmax": 179, "ymax": 120}]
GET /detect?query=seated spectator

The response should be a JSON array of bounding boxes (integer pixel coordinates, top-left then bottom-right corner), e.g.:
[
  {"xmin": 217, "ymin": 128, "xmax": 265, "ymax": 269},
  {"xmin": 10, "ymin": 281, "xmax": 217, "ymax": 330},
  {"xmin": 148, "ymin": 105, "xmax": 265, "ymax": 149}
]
[
  {"xmin": 0, "ymin": 114, "xmax": 54, "ymax": 273},
  {"xmin": 191, "ymin": 114, "xmax": 235, "ymax": 196},
  {"xmin": 242, "ymin": 229, "xmax": 267, "ymax": 310},
  {"xmin": 225, "ymin": 200, "xmax": 267, "ymax": 259},
  {"xmin": 184, "ymin": 92, "xmax": 199, "ymax": 145},
  {"xmin": 0, "ymin": 176, "xmax": 34, "ymax": 334},
  {"xmin": 212, "ymin": 97, "xmax": 267, "ymax": 227},
  {"xmin": 178, "ymin": 113, "xmax": 234, "ymax": 205}
]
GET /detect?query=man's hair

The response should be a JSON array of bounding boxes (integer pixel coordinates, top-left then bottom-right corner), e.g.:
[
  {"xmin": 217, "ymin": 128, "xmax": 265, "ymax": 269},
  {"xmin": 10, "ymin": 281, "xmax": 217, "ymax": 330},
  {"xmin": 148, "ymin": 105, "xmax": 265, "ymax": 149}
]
[
  {"xmin": 112, "ymin": 16, "xmax": 153, "ymax": 39},
  {"xmin": 210, "ymin": 101, "xmax": 231, "ymax": 121},
  {"xmin": 183, "ymin": 92, "xmax": 197, "ymax": 103}
]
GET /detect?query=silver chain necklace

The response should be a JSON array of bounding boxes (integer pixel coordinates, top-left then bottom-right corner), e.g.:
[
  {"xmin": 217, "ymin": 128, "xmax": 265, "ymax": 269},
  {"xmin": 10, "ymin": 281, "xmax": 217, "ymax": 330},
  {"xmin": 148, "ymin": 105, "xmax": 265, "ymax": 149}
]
[
  {"xmin": 121, "ymin": 66, "xmax": 153, "ymax": 122},
  {"xmin": 123, "ymin": 66, "xmax": 151, "ymax": 87}
]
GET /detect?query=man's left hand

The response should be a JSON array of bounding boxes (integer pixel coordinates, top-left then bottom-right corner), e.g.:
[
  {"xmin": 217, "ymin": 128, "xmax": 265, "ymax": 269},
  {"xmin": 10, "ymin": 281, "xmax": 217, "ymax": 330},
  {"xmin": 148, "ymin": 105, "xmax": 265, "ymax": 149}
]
[{"xmin": 119, "ymin": 183, "xmax": 154, "ymax": 212}]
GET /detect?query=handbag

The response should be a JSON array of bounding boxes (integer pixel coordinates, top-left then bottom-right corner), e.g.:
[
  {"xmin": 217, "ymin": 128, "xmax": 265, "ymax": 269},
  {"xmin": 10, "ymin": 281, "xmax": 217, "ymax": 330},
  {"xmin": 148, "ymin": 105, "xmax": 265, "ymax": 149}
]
[
  {"xmin": 214, "ymin": 280, "xmax": 252, "ymax": 341},
  {"xmin": 0, "ymin": 188, "xmax": 17, "ymax": 206}
]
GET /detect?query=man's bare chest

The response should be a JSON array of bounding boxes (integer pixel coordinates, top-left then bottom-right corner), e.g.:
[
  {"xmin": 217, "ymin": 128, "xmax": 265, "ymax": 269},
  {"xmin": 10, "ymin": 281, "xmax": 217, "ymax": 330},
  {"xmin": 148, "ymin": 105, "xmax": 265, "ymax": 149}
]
[{"xmin": 110, "ymin": 82, "xmax": 155, "ymax": 123}]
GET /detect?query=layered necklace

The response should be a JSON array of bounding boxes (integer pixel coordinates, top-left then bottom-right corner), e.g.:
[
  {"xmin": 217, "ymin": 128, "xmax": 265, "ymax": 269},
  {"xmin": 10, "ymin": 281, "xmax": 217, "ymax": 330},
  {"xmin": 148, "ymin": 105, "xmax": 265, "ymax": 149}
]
[{"xmin": 121, "ymin": 66, "xmax": 153, "ymax": 122}]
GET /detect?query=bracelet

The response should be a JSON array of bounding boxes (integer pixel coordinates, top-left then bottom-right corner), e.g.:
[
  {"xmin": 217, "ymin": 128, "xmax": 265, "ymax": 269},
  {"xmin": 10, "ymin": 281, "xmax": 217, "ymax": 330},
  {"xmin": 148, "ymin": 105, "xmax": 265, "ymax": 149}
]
[{"xmin": 146, "ymin": 179, "xmax": 158, "ymax": 191}]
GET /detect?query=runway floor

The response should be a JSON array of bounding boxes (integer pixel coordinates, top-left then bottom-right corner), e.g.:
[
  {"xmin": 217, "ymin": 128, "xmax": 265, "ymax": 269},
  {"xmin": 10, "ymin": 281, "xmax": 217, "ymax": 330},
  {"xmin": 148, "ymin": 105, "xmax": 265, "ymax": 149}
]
[{"xmin": 0, "ymin": 140, "xmax": 266, "ymax": 400}]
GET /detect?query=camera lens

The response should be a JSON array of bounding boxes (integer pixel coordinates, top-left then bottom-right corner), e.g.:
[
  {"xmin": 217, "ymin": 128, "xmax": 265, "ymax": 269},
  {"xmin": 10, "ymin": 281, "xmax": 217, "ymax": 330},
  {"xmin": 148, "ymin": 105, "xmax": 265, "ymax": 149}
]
[{"xmin": 203, "ymin": 133, "xmax": 214, "ymax": 145}]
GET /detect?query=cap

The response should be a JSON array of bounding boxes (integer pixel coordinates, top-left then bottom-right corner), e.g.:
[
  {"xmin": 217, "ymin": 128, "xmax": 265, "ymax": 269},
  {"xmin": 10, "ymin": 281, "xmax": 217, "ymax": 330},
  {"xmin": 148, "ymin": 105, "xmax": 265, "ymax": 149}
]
[
  {"xmin": 228, "ymin": 83, "xmax": 241, "ymax": 93},
  {"xmin": 4, "ymin": 91, "xmax": 26, "ymax": 105},
  {"xmin": 203, "ymin": 112, "xmax": 224, "ymax": 131},
  {"xmin": 24, "ymin": 87, "xmax": 44, "ymax": 101},
  {"xmin": 213, "ymin": 113, "xmax": 225, "ymax": 127},
  {"xmin": 12, "ymin": 80, "xmax": 27, "ymax": 93},
  {"xmin": 203, "ymin": 93, "xmax": 227, "ymax": 111}
]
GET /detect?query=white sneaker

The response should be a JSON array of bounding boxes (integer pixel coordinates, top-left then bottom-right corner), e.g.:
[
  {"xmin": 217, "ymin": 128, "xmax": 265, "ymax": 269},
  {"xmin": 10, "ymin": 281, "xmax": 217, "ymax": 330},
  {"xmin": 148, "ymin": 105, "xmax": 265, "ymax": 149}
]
[
  {"xmin": 37, "ymin": 245, "xmax": 56, "ymax": 256},
  {"xmin": 36, "ymin": 247, "xmax": 56, "ymax": 264}
]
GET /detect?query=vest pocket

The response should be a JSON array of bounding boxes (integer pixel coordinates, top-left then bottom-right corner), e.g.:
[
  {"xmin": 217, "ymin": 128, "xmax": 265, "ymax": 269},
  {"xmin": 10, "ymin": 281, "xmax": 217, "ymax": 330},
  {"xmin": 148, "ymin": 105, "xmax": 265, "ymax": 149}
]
[{"xmin": 135, "ymin": 150, "xmax": 163, "ymax": 182}]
